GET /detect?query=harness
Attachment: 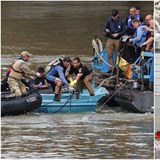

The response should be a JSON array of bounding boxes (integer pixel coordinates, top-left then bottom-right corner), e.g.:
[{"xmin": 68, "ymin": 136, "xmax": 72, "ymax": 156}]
[
  {"xmin": 10, "ymin": 58, "xmax": 26, "ymax": 75},
  {"xmin": 127, "ymin": 14, "xmax": 140, "ymax": 28},
  {"xmin": 134, "ymin": 22, "xmax": 148, "ymax": 40},
  {"xmin": 45, "ymin": 58, "xmax": 63, "ymax": 74}
]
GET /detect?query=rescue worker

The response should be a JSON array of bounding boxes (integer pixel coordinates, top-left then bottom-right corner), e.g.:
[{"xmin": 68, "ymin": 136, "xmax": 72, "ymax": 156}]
[
  {"xmin": 68, "ymin": 57, "xmax": 94, "ymax": 99},
  {"xmin": 46, "ymin": 57, "xmax": 71, "ymax": 102},
  {"xmin": 129, "ymin": 19, "xmax": 148, "ymax": 60},
  {"xmin": 105, "ymin": 9, "xmax": 126, "ymax": 72},
  {"xmin": 126, "ymin": 6, "xmax": 143, "ymax": 36},
  {"xmin": 7, "ymin": 51, "xmax": 40, "ymax": 97}
]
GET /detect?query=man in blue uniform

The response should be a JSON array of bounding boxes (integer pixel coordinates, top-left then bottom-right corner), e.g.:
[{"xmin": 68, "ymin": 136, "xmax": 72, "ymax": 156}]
[{"xmin": 129, "ymin": 19, "xmax": 148, "ymax": 60}]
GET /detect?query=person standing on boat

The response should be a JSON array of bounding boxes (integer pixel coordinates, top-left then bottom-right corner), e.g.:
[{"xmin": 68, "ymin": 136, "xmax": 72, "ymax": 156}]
[
  {"xmin": 46, "ymin": 57, "xmax": 71, "ymax": 102},
  {"xmin": 68, "ymin": 57, "xmax": 94, "ymax": 99},
  {"xmin": 129, "ymin": 19, "xmax": 148, "ymax": 60},
  {"xmin": 126, "ymin": 6, "xmax": 143, "ymax": 36},
  {"xmin": 7, "ymin": 51, "xmax": 40, "ymax": 97},
  {"xmin": 105, "ymin": 9, "xmax": 126, "ymax": 72}
]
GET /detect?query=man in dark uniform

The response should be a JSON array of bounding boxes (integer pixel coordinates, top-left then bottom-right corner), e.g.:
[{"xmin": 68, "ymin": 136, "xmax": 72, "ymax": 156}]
[
  {"xmin": 105, "ymin": 9, "xmax": 126, "ymax": 72},
  {"xmin": 68, "ymin": 57, "xmax": 94, "ymax": 99}
]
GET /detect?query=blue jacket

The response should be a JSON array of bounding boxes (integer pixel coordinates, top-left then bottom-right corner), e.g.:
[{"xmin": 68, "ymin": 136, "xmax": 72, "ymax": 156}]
[
  {"xmin": 126, "ymin": 14, "xmax": 142, "ymax": 36},
  {"xmin": 46, "ymin": 65, "xmax": 68, "ymax": 85},
  {"xmin": 130, "ymin": 22, "xmax": 148, "ymax": 47},
  {"xmin": 127, "ymin": 14, "xmax": 140, "ymax": 28},
  {"xmin": 105, "ymin": 16, "xmax": 126, "ymax": 39}
]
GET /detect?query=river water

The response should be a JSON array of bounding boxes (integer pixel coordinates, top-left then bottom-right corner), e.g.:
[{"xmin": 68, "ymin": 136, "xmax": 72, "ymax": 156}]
[
  {"xmin": 1, "ymin": 111, "xmax": 153, "ymax": 159},
  {"xmin": 1, "ymin": 1, "xmax": 154, "ymax": 159},
  {"xmin": 1, "ymin": 1, "xmax": 153, "ymax": 56}
]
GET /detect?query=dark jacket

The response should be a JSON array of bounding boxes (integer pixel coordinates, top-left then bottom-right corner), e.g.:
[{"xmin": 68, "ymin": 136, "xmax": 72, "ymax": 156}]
[
  {"xmin": 69, "ymin": 63, "xmax": 92, "ymax": 80},
  {"xmin": 126, "ymin": 14, "xmax": 143, "ymax": 36},
  {"xmin": 105, "ymin": 16, "xmax": 126, "ymax": 39},
  {"xmin": 34, "ymin": 76, "xmax": 46, "ymax": 85}
]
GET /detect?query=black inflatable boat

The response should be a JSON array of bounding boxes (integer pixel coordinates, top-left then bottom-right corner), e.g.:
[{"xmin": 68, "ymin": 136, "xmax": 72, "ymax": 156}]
[{"xmin": 1, "ymin": 91, "xmax": 42, "ymax": 117}]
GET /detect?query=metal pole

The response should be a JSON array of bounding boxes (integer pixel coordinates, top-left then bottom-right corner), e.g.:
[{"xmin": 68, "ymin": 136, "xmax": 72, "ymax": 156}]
[{"xmin": 141, "ymin": 48, "xmax": 145, "ymax": 91}]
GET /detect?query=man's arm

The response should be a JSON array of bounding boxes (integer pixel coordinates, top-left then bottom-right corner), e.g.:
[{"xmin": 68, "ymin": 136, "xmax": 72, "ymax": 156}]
[
  {"xmin": 75, "ymin": 73, "xmax": 83, "ymax": 81},
  {"xmin": 56, "ymin": 66, "xmax": 68, "ymax": 85},
  {"xmin": 69, "ymin": 67, "xmax": 84, "ymax": 87},
  {"xmin": 140, "ymin": 36, "xmax": 154, "ymax": 47},
  {"xmin": 130, "ymin": 28, "xmax": 144, "ymax": 43},
  {"xmin": 21, "ymin": 62, "xmax": 38, "ymax": 78}
]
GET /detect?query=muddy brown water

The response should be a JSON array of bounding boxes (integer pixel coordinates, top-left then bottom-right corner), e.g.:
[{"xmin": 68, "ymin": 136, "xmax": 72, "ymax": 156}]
[{"xmin": 1, "ymin": 1, "xmax": 154, "ymax": 159}]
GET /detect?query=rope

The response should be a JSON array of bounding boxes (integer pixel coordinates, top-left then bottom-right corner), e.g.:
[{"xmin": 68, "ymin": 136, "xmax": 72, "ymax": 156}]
[
  {"xmin": 92, "ymin": 39, "xmax": 114, "ymax": 68},
  {"xmin": 40, "ymin": 91, "xmax": 75, "ymax": 113},
  {"xmin": 92, "ymin": 39, "xmax": 124, "ymax": 69},
  {"xmin": 94, "ymin": 48, "xmax": 125, "ymax": 88},
  {"xmin": 86, "ymin": 79, "xmax": 129, "ymax": 120},
  {"xmin": 97, "ymin": 75, "xmax": 117, "ymax": 88},
  {"xmin": 92, "ymin": 39, "xmax": 103, "ymax": 54},
  {"xmin": 52, "ymin": 92, "xmax": 74, "ymax": 113},
  {"xmin": 96, "ymin": 52, "xmax": 114, "ymax": 68}
]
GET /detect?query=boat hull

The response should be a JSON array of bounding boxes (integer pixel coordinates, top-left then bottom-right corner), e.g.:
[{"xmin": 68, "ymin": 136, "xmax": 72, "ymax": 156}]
[
  {"xmin": 94, "ymin": 73, "xmax": 154, "ymax": 113},
  {"xmin": 34, "ymin": 87, "xmax": 109, "ymax": 113},
  {"xmin": 114, "ymin": 89, "xmax": 153, "ymax": 113},
  {"xmin": 1, "ymin": 92, "xmax": 42, "ymax": 116}
]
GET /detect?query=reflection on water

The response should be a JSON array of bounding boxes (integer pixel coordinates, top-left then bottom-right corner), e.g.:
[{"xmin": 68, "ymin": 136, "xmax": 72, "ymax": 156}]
[{"xmin": 1, "ymin": 111, "xmax": 153, "ymax": 159}]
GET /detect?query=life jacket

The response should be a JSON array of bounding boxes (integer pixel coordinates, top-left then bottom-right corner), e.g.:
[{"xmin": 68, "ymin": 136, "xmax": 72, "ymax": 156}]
[
  {"xmin": 9, "ymin": 57, "xmax": 35, "ymax": 80},
  {"xmin": 134, "ymin": 22, "xmax": 148, "ymax": 38},
  {"xmin": 9, "ymin": 58, "xmax": 27, "ymax": 80},
  {"xmin": 45, "ymin": 58, "xmax": 63, "ymax": 74},
  {"xmin": 127, "ymin": 14, "xmax": 140, "ymax": 28}
]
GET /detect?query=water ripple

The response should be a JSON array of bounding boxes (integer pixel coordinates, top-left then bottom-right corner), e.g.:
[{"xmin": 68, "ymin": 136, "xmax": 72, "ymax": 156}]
[{"xmin": 1, "ymin": 112, "xmax": 153, "ymax": 159}]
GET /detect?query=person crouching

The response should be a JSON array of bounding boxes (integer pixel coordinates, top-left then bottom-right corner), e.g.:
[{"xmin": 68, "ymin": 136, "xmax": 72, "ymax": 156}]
[
  {"xmin": 46, "ymin": 57, "xmax": 71, "ymax": 102},
  {"xmin": 68, "ymin": 57, "xmax": 95, "ymax": 99}
]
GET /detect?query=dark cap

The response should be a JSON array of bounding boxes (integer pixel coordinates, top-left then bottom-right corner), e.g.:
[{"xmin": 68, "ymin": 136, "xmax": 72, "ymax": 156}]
[
  {"xmin": 37, "ymin": 67, "xmax": 45, "ymax": 73},
  {"xmin": 112, "ymin": 9, "xmax": 118, "ymax": 17}
]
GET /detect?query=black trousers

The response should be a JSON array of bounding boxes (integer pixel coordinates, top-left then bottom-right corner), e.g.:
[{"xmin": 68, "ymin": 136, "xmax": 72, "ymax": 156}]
[{"xmin": 46, "ymin": 79, "xmax": 56, "ymax": 92}]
